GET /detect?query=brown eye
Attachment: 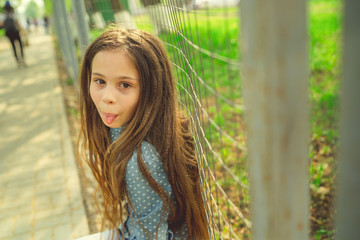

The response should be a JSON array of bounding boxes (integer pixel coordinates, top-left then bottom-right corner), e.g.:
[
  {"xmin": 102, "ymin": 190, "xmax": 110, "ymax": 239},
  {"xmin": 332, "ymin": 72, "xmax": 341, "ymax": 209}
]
[
  {"xmin": 120, "ymin": 82, "xmax": 131, "ymax": 88},
  {"xmin": 95, "ymin": 79, "xmax": 105, "ymax": 85}
]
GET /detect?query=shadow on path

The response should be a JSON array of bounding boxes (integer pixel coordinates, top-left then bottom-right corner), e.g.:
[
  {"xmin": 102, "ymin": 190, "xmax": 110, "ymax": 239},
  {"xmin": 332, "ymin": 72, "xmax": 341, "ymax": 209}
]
[{"xmin": 0, "ymin": 29, "xmax": 89, "ymax": 240}]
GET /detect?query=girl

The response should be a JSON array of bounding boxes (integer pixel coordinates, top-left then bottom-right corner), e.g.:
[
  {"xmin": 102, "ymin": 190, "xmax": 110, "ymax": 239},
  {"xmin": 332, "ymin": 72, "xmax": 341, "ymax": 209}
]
[{"xmin": 78, "ymin": 27, "xmax": 209, "ymax": 240}]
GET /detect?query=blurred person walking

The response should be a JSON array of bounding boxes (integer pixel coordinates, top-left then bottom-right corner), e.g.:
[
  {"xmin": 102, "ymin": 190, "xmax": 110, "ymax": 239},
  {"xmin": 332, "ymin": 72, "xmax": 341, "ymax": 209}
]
[
  {"xmin": 43, "ymin": 16, "xmax": 49, "ymax": 34},
  {"xmin": 0, "ymin": 1, "xmax": 26, "ymax": 67}
]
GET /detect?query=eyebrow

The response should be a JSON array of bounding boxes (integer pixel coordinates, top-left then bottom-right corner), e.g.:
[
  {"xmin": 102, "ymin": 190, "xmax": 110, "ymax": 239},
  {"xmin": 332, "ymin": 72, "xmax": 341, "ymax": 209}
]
[{"xmin": 91, "ymin": 72, "xmax": 138, "ymax": 81}]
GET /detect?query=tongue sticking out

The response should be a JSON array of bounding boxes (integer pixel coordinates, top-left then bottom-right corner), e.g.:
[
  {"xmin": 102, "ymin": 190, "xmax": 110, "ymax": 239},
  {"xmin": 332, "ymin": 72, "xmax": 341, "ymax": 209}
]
[{"xmin": 104, "ymin": 115, "xmax": 117, "ymax": 124}]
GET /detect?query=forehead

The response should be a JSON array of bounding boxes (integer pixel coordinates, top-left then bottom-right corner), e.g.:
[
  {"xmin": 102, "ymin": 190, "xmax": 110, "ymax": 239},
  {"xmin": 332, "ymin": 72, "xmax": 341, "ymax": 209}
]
[{"xmin": 91, "ymin": 49, "xmax": 139, "ymax": 79}]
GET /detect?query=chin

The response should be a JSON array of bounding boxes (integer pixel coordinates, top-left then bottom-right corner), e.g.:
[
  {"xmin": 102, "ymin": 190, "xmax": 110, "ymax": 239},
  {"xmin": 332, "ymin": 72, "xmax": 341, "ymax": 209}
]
[
  {"xmin": 104, "ymin": 121, "xmax": 122, "ymax": 128},
  {"xmin": 101, "ymin": 120, "xmax": 114, "ymax": 128}
]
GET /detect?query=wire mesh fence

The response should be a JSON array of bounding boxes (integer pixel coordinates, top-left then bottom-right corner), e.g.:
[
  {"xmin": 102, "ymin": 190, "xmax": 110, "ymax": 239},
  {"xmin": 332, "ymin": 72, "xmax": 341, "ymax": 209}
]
[{"xmin": 55, "ymin": 0, "xmax": 249, "ymax": 239}]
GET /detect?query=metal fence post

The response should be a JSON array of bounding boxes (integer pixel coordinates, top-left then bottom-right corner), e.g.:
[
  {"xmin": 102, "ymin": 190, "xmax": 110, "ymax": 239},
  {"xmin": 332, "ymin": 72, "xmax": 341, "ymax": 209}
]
[
  {"xmin": 72, "ymin": 0, "xmax": 90, "ymax": 55},
  {"xmin": 240, "ymin": 0, "xmax": 309, "ymax": 239},
  {"xmin": 53, "ymin": 4, "xmax": 70, "ymax": 78},
  {"xmin": 53, "ymin": 0, "xmax": 79, "ymax": 85},
  {"xmin": 335, "ymin": 0, "xmax": 360, "ymax": 239}
]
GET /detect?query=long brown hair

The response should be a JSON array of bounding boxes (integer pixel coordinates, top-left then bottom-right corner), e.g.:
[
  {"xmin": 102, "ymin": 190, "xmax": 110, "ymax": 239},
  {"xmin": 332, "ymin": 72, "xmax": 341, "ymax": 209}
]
[{"xmin": 77, "ymin": 27, "xmax": 209, "ymax": 239}]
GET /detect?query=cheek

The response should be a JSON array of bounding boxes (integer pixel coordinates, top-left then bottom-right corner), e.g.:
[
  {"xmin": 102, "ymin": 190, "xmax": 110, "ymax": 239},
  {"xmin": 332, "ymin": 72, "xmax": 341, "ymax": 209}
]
[
  {"xmin": 89, "ymin": 84, "xmax": 99, "ymax": 105},
  {"xmin": 89, "ymin": 87, "xmax": 102, "ymax": 114}
]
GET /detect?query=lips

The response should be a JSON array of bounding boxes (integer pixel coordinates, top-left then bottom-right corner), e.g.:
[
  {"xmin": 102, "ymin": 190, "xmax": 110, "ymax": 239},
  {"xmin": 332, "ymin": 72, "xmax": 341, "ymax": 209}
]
[{"xmin": 102, "ymin": 112, "xmax": 118, "ymax": 125}]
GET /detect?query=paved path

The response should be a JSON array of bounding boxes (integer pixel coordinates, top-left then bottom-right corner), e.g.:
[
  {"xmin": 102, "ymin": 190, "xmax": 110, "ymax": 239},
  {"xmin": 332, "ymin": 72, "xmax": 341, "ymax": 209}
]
[{"xmin": 0, "ymin": 30, "xmax": 89, "ymax": 239}]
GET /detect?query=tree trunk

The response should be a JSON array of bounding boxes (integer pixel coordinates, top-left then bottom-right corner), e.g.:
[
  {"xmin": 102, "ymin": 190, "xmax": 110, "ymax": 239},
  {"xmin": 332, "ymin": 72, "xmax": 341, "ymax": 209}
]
[
  {"xmin": 110, "ymin": 0, "xmax": 124, "ymax": 11},
  {"xmin": 84, "ymin": 0, "xmax": 105, "ymax": 29},
  {"xmin": 140, "ymin": 0, "xmax": 161, "ymax": 7},
  {"xmin": 110, "ymin": 0, "xmax": 136, "ymax": 29}
]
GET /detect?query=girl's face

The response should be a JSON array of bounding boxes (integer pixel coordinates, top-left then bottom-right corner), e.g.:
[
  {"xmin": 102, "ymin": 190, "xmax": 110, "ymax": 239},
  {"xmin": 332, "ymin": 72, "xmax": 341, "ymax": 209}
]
[{"xmin": 90, "ymin": 49, "xmax": 140, "ymax": 128}]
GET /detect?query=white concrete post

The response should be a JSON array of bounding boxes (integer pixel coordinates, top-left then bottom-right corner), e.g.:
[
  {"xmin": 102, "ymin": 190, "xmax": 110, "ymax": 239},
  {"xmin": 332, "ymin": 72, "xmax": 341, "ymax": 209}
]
[
  {"xmin": 145, "ymin": 4, "xmax": 174, "ymax": 35},
  {"xmin": 114, "ymin": 10, "xmax": 137, "ymax": 29},
  {"xmin": 335, "ymin": 0, "xmax": 360, "ymax": 239},
  {"xmin": 240, "ymin": 0, "xmax": 310, "ymax": 239}
]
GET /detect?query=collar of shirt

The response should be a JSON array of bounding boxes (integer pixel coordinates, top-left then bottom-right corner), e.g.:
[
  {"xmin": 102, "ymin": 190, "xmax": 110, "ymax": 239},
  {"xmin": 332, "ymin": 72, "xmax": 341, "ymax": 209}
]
[{"xmin": 109, "ymin": 125, "xmax": 125, "ymax": 142}]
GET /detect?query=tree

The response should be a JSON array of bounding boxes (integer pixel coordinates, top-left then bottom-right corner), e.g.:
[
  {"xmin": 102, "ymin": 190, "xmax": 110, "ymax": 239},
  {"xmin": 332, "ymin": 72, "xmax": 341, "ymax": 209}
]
[
  {"xmin": 140, "ymin": 0, "xmax": 160, "ymax": 7},
  {"xmin": 25, "ymin": 0, "xmax": 40, "ymax": 18},
  {"xmin": 140, "ymin": 0, "xmax": 190, "ymax": 7},
  {"xmin": 110, "ymin": 0, "xmax": 136, "ymax": 29},
  {"xmin": 84, "ymin": 0, "xmax": 105, "ymax": 28},
  {"xmin": 110, "ymin": 0, "xmax": 124, "ymax": 12},
  {"xmin": 43, "ymin": 0, "xmax": 52, "ymax": 16}
]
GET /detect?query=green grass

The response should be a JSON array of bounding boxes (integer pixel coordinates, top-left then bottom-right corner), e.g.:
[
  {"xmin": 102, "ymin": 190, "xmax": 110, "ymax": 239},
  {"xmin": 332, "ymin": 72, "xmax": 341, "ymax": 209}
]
[
  {"xmin": 89, "ymin": 28, "xmax": 105, "ymax": 41},
  {"xmin": 309, "ymin": 0, "xmax": 342, "ymax": 144},
  {"xmin": 308, "ymin": 3, "xmax": 341, "ymax": 237},
  {"xmin": 310, "ymin": 0, "xmax": 342, "ymax": 72}
]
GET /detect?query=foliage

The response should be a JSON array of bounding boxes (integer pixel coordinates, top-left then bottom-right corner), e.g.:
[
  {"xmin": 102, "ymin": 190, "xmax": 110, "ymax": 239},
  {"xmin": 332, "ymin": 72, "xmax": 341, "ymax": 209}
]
[
  {"xmin": 42, "ymin": 0, "xmax": 52, "ymax": 16},
  {"xmin": 25, "ymin": 0, "xmax": 40, "ymax": 18},
  {"xmin": 66, "ymin": 77, "xmax": 73, "ymax": 86}
]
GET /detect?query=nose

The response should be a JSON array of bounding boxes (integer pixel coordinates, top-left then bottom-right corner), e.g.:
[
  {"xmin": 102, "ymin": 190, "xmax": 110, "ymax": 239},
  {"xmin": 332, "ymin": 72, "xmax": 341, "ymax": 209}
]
[{"xmin": 102, "ymin": 86, "xmax": 116, "ymax": 104}]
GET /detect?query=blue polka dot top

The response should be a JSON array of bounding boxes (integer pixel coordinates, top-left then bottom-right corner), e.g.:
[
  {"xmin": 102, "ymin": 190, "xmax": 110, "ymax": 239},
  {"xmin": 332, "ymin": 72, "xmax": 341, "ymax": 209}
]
[{"xmin": 110, "ymin": 127, "xmax": 188, "ymax": 240}]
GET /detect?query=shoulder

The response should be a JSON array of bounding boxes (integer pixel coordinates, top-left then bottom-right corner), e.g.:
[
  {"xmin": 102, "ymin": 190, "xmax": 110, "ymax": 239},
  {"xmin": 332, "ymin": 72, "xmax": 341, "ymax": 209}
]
[
  {"xmin": 125, "ymin": 141, "xmax": 166, "ymax": 187},
  {"xmin": 125, "ymin": 140, "xmax": 171, "ymax": 194},
  {"xmin": 125, "ymin": 141, "xmax": 170, "ymax": 190},
  {"xmin": 127, "ymin": 141, "xmax": 162, "ymax": 173}
]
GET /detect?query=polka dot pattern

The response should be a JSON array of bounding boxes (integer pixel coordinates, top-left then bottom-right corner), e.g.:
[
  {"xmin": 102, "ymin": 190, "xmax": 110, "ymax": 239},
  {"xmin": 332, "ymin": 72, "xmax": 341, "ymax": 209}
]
[
  {"xmin": 109, "ymin": 127, "xmax": 189, "ymax": 240},
  {"xmin": 110, "ymin": 126, "xmax": 123, "ymax": 143}
]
